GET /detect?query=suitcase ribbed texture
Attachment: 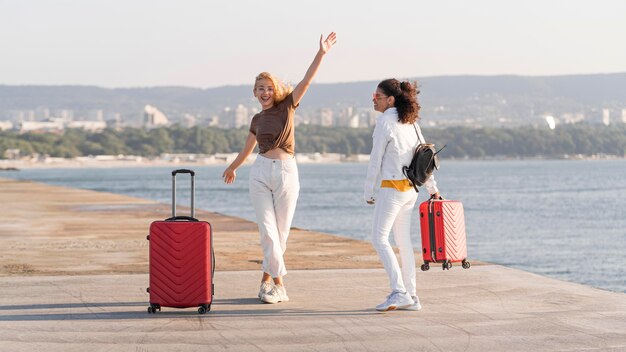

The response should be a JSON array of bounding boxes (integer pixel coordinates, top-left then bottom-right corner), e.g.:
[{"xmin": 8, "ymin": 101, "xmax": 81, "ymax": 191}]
[
  {"xmin": 440, "ymin": 202, "xmax": 467, "ymax": 261},
  {"xmin": 149, "ymin": 221, "xmax": 212, "ymax": 308}
]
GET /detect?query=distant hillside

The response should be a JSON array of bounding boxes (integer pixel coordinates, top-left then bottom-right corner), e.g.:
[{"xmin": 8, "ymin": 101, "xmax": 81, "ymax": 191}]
[
  {"xmin": 2, "ymin": 73, "xmax": 625, "ymax": 126},
  {"xmin": 298, "ymin": 73, "xmax": 626, "ymax": 106}
]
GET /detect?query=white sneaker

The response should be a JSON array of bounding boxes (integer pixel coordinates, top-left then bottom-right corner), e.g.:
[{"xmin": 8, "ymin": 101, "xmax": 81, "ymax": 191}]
[
  {"xmin": 258, "ymin": 281, "xmax": 273, "ymax": 299},
  {"xmin": 261, "ymin": 284, "xmax": 289, "ymax": 304},
  {"xmin": 399, "ymin": 295, "xmax": 422, "ymax": 311},
  {"xmin": 375, "ymin": 291, "xmax": 413, "ymax": 312}
]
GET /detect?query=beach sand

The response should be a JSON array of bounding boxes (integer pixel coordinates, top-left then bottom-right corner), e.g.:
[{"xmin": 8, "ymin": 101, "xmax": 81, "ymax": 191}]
[{"xmin": 0, "ymin": 178, "xmax": 388, "ymax": 277}]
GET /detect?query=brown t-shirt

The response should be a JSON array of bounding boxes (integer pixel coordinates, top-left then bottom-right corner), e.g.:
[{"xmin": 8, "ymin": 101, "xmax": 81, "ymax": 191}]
[{"xmin": 249, "ymin": 93, "xmax": 298, "ymax": 155}]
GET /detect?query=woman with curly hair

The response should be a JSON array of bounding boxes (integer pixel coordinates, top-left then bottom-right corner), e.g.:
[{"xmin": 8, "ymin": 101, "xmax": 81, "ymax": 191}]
[
  {"xmin": 223, "ymin": 32, "xmax": 337, "ymax": 304},
  {"xmin": 364, "ymin": 78, "xmax": 440, "ymax": 312}
]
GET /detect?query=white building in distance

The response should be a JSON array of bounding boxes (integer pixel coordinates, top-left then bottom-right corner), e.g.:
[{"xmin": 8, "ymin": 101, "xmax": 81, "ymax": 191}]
[
  {"xmin": 144, "ymin": 105, "xmax": 169, "ymax": 128},
  {"xmin": 0, "ymin": 121, "xmax": 13, "ymax": 130},
  {"xmin": 17, "ymin": 120, "xmax": 64, "ymax": 133},
  {"xmin": 67, "ymin": 120, "xmax": 107, "ymax": 132}
]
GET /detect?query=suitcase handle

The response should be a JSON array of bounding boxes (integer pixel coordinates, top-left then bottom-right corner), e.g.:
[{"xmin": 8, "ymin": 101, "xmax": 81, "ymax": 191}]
[
  {"xmin": 171, "ymin": 169, "xmax": 195, "ymax": 220},
  {"xmin": 165, "ymin": 216, "xmax": 199, "ymax": 222},
  {"xmin": 172, "ymin": 169, "xmax": 195, "ymax": 177},
  {"xmin": 429, "ymin": 194, "xmax": 444, "ymax": 201}
]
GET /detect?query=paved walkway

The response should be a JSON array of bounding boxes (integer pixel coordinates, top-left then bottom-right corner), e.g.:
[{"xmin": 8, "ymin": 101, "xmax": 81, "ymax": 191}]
[{"xmin": 1, "ymin": 267, "xmax": 626, "ymax": 351}]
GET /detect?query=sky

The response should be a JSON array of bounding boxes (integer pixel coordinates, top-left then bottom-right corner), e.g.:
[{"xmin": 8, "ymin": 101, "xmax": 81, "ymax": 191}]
[{"xmin": 1, "ymin": 0, "xmax": 625, "ymax": 88}]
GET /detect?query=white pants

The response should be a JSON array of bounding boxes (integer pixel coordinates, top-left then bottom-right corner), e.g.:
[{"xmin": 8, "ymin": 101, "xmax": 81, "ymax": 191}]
[
  {"xmin": 249, "ymin": 155, "xmax": 300, "ymax": 278},
  {"xmin": 371, "ymin": 188, "xmax": 419, "ymax": 296}
]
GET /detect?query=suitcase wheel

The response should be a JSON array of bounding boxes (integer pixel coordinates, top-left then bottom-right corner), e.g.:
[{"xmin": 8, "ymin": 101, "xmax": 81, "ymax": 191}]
[
  {"xmin": 442, "ymin": 261, "xmax": 452, "ymax": 270},
  {"xmin": 198, "ymin": 304, "xmax": 210, "ymax": 314},
  {"xmin": 462, "ymin": 260, "xmax": 471, "ymax": 269},
  {"xmin": 148, "ymin": 304, "xmax": 161, "ymax": 314},
  {"xmin": 420, "ymin": 263, "xmax": 430, "ymax": 271}
]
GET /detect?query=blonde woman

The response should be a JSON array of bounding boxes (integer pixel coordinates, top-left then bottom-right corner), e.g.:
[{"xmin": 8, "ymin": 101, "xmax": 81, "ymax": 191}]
[
  {"xmin": 364, "ymin": 79, "xmax": 440, "ymax": 312},
  {"xmin": 223, "ymin": 32, "xmax": 337, "ymax": 304}
]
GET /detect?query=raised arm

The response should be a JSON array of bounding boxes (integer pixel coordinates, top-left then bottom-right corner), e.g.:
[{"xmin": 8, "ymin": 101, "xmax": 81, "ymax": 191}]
[{"xmin": 292, "ymin": 32, "xmax": 337, "ymax": 106}]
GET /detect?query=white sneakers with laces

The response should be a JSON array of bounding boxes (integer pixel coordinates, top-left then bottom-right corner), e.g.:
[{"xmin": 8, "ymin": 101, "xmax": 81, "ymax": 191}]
[
  {"xmin": 257, "ymin": 282, "xmax": 421, "ymax": 310},
  {"xmin": 258, "ymin": 281, "xmax": 273, "ymax": 299},
  {"xmin": 398, "ymin": 295, "xmax": 422, "ymax": 311},
  {"xmin": 375, "ymin": 291, "xmax": 414, "ymax": 311},
  {"xmin": 260, "ymin": 284, "xmax": 289, "ymax": 304}
]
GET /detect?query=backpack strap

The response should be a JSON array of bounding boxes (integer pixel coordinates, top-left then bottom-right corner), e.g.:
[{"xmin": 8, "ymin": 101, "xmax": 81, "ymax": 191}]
[
  {"xmin": 402, "ymin": 165, "xmax": 420, "ymax": 193},
  {"xmin": 406, "ymin": 124, "xmax": 423, "ymax": 193},
  {"xmin": 412, "ymin": 124, "xmax": 423, "ymax": 144}
]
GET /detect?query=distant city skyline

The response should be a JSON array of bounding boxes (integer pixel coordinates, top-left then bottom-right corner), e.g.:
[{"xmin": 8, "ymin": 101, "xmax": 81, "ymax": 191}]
[{"xmin": 2, "ymin": 0, "xmax": 625, "ymax": 88}]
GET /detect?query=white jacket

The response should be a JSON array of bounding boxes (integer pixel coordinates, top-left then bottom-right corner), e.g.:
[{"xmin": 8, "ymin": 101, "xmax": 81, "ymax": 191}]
[{"xmin": 364, "ymin": 107, "xmax": 439, "ymax": 201}]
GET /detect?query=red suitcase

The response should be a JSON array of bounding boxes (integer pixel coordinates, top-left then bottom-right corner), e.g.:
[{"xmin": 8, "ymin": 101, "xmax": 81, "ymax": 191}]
[
  {"xmin": 419, "ymin": 198, "xmax": 470, "ymax": 271},
  {"xmin": 147, "ymin": 169, "xmax": 214, "ymax": 314}
]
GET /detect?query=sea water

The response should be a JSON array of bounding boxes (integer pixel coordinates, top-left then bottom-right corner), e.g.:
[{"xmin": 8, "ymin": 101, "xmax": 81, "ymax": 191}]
[{"xmin": 5, "ymin": 159, "xmax": 625, "ymax": 293}]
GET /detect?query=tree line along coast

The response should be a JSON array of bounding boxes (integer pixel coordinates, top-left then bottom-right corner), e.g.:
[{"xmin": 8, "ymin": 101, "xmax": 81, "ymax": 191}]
[{"xmin": 1, "ymin": 124, "xmax": 625, "ymax": 161}]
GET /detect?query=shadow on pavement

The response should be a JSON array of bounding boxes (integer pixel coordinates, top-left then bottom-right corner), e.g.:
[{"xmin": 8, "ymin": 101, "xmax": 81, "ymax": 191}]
[{"xmin": 0, "ymin": 301, "xmax": 146, "ymax": 311}]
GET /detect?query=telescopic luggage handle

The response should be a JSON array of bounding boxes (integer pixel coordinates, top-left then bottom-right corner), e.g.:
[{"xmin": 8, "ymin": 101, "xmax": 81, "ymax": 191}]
[{"xmin": 167, "ymin": 169, "xmax": 197, "ymax": 221}]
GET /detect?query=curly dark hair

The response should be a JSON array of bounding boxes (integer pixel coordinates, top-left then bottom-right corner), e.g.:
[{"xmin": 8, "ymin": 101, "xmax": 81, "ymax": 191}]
[{"xmin": 377, "ymin": 79, "xmax": 421, "ymax": 124}]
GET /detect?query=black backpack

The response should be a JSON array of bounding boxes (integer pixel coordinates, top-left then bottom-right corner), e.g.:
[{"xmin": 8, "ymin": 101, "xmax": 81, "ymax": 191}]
[{"xmin": 402, "ymin": 125, "xmax": 445, "ymax": 192}]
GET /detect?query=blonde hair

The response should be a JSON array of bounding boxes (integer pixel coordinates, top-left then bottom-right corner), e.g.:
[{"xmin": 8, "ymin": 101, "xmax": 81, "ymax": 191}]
[{"xmin": 254, "ymin": 72, "xmax": 293, "ymax": 104}]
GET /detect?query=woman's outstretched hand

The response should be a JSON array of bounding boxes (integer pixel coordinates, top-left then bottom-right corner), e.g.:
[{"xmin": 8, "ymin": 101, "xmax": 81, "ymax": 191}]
[
  {"xmin": 222, "ymin": 167, "xmax": 236, "ymax": 184},
  {"xmin": 293, "ymin": 32, "xmax": 337, "ymax": 105},
  {"xmin": 320, "ymin": 32, "xmax": 337, "ymax": 54}
]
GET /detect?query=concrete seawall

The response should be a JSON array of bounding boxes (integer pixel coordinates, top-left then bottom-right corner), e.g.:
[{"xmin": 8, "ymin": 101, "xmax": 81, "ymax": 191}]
[{"xmin": 1, "ymin": 178, "xmax": 625, "ymax": 351}]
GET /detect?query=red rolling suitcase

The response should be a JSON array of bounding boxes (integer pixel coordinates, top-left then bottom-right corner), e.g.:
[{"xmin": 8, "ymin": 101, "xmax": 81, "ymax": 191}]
[
  {"xmin": 147, "ymin": 169, "xmax": 214, "ymax": 314},
  {"xmin": 419, "ymin": 197, "xmax": 470, "ymax": 271}
]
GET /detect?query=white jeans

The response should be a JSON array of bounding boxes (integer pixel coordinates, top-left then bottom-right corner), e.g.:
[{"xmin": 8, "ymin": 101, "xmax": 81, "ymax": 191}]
[
  {"xmin": 249, "ymin": 155, "xmax": 300, "ymax": 278},
  {"xmin": 371, "ymin": 187, "xmax": 419, "ymax": 296}
]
